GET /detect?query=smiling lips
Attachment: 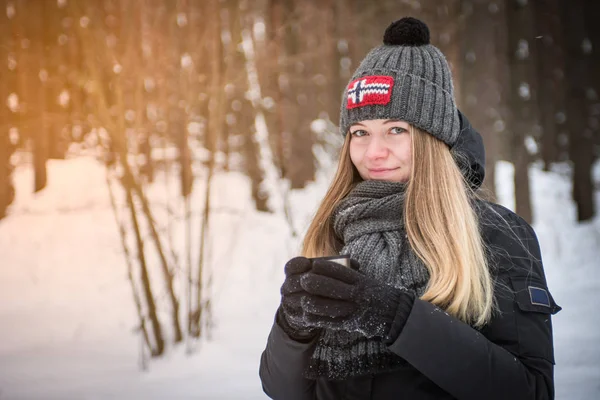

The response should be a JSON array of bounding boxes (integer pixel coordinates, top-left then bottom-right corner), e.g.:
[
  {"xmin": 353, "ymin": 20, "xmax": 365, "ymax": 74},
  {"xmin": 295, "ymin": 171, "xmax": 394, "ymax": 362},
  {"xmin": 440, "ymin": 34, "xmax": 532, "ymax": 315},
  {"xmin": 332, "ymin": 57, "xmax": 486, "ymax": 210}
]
[{"xmin": 368, "ymin": 167, "xmax": 399, "ymax": 176}]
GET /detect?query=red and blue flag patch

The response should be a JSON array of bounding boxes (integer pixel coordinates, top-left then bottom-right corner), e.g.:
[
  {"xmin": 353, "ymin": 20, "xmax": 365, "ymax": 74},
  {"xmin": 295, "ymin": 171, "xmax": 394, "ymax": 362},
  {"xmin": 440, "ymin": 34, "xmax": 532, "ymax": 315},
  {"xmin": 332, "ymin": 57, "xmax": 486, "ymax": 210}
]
[{"xmin": 346, "ymin": 75, "xmax": 394, "ymax": 109}]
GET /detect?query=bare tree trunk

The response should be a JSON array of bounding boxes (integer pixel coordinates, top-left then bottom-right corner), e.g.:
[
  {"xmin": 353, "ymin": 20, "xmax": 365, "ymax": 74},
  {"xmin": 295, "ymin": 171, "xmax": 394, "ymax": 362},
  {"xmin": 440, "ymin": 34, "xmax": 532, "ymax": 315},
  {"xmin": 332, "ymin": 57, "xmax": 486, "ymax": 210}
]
[
  {"xmin": 425, "ymin": 1, "xmax": 462, "ymax": 93},
  {"xmin": 533, "ymin": 0, "xmax": 565, "ymax": 170},
  {"xmin": 44, "ymin": 0, "xmax": 67, "ymax": 160},
  {"xmin": 170, "ymin": 0, "xmax": 196, "ymax": 340},
  {"xmin": 560, "ymin": 0, "xmax": 595, "ymax": 221},
  {"xmin": 121, "ymin": 0, "xmax": 185, "ymax": 343},
  {"xmin": 505, "ymin": 0, "xmax": 538, "ymax": 223},
  {"xmin": 260, "ymin": 0, "xmax": 285, "ymax": 179},
  {"xmin": 240, "ymin": 3, "xmax": 286, "ymax": 215},
  {"xmin": 123, "ymin": 173, "xmax": 165, "ymax": 356},
  {"xmin": 0, "ymin": 0, "xmax": 16, "ymax": 219},
  {"xmin": 192, "ymin": 0, "xmax": 223, "ymax": 338},
  {"xmin": 584, "ymin": 0, "xmax": 600, "ymax": 150},
  {"xmin": 129, "ymin": 177, "xmax": 184, "ymax": 342},
  {"xmin": 167, "ymin": 0, "xmax": 193, "ymax": 197},
  {"xmin": 74, "ymin": 0, "xmax": 184, "ymax": 343},
  {"xmin": 459, "ymin": 0, "xmax": 504, "ymax": 199},
  {"xmin": 134, "ymin": 2, "xmax": 154, "ymax": 183},
  {"xmin": 314, "ymin": 0, "xmax": 341, "ymax": 123},
  {"xmin": 65, "ymin": 0, "xmax": 89, "ymax": 142},
  {"xmin": 282, "ymin": 0, "xmax": 315, "ymax": 189},
  {"xmin": 226, "ymin": 0, "xmax": 269, "ymax": 211},
  {"xmin": 25, "ymin": 0, "xmax": 48, "ymax": 192},
  {"xmin": 106, "ymin": 169, "xmax": 159, "ymax": 358}
]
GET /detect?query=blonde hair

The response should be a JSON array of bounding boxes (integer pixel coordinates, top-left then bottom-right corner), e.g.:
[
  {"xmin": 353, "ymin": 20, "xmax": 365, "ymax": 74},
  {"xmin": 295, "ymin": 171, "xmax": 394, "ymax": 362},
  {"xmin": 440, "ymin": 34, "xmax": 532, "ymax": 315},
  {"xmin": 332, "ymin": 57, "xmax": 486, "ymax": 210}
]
[
  {"xmin": 302, "ymin": 135, "xmax": 356, "ymax": 258},
  {"xmin": 301, "ymin": 126, "xmax": 494, "ymax": 327}
]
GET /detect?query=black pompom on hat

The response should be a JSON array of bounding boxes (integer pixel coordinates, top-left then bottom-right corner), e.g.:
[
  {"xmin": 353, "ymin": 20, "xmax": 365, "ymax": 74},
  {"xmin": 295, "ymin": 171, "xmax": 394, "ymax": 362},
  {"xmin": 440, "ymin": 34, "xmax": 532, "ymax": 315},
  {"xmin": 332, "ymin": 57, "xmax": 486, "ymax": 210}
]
[{"xmin": 383, "ymin": 17, "xmax": 430, "ymax": 46}]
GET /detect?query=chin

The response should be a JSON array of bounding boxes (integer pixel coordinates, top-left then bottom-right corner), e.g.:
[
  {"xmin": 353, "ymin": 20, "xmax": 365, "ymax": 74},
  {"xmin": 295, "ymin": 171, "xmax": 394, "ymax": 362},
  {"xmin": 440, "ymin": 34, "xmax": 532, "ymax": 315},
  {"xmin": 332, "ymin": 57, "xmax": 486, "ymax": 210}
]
[
  {"xmin": 365, "ymin": 176, "xmax": 407, "ymax": 183},
  {"xmin": 378, "ymin": 178, "xmax": 406, "ymax": 182},
  {"xmin": 359, "ymin": 168, "xmax": 408, "ymax": 182}
]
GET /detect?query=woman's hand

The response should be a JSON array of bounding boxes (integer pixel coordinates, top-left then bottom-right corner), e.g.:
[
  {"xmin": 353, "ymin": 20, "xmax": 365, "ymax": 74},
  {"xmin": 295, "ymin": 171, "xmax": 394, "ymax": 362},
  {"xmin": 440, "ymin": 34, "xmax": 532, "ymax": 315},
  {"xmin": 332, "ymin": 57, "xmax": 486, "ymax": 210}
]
[
  {"xmin": 299, "ymin": 259, "xmax": 414, "ymax": 341},
  {"xmin": 277, "ymin": 257, "xmax": 320, "ymax": 340}
]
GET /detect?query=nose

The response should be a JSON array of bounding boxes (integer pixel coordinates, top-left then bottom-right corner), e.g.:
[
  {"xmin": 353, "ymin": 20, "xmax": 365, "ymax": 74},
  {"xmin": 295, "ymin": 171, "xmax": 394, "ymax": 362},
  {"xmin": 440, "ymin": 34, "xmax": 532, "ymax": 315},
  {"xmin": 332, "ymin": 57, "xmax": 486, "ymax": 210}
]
[{"xmin": 365, "ymin": 135, "xmax": 388, "ymax": 160}]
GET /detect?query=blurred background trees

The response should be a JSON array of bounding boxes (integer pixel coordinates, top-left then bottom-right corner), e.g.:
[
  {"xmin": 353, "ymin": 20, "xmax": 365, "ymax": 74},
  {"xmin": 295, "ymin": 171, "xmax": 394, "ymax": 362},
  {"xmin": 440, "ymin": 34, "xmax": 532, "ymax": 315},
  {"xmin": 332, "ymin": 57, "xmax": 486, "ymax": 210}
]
[{"xmin": 1, "ymin": 0, "xmax": 598, "ymax": 357}]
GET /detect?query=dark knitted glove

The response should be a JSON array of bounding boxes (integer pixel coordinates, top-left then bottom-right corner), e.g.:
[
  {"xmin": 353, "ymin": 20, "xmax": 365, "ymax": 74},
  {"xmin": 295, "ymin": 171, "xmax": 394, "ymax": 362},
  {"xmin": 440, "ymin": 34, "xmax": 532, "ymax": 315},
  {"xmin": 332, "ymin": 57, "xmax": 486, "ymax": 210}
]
[
  {"xmin": 277, "ymin": 256, "xmax": 319, "ymax": 341},
  {"xmin": 299, "ymin": 259, "xmax": 415, "ymax": 342}
]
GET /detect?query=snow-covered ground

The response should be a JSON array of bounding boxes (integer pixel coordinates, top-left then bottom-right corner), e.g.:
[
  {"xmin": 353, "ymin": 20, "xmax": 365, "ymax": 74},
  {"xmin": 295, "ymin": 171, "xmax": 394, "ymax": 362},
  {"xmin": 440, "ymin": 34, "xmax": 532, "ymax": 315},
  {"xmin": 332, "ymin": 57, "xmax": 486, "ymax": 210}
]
[{"xmin": 0, "ymin": 157, "xmax": 599, "ymax": 399}]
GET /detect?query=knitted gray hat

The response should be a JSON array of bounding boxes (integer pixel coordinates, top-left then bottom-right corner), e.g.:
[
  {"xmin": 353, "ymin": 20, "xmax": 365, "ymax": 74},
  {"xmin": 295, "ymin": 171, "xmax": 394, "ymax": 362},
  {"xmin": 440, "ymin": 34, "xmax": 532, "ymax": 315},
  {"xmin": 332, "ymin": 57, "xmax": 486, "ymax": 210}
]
[{"xmin": 339, "ymin": 17, "xmax": 460, "ymax": 147}]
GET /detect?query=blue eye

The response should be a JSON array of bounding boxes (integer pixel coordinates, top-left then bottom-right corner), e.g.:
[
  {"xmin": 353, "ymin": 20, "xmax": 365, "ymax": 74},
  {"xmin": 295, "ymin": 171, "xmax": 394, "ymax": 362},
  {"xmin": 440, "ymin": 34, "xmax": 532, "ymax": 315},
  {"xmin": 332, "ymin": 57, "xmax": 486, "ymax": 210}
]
[
  {"xmin": 350, "ymin": 129, "xmax": 368, "ymax": 137},
  {"xmin": 390, "ymin": 126, "xmax": 407, "ymax": 135}
]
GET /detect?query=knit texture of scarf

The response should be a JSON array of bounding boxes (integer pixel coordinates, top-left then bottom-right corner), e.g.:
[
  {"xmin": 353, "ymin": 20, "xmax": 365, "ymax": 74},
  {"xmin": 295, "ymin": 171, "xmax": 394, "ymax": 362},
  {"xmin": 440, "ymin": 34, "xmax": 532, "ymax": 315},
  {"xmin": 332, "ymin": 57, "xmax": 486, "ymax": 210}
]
[{"xmin": 306, "ymin": 180, "xmax": 430, "ymax": 380}]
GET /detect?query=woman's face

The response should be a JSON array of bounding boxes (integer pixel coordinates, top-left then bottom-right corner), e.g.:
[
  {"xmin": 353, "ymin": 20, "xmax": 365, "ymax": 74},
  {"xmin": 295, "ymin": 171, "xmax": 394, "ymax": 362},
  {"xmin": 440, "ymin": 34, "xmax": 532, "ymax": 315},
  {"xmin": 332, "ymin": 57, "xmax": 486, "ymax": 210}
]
[{"xmin": 349, "ymin": 119, "xmax": 412, "ymax": 182}]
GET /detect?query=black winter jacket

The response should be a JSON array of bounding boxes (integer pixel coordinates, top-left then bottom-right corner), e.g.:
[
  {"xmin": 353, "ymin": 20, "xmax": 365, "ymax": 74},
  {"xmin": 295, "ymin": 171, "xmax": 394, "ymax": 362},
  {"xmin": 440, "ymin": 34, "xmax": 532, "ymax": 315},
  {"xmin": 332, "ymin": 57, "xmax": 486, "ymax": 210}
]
[{"xmin": 259, "ymin": 113, "xmax": 561, "ymax": 400}]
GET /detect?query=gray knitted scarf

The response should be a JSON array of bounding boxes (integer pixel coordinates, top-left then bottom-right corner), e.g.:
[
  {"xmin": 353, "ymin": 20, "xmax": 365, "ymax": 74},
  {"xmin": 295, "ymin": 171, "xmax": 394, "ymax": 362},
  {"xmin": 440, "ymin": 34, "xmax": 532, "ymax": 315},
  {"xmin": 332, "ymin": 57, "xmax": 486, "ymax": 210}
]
[{"xmin": 306, "ymin": 180, "xmax": 430, "ymax": 380}]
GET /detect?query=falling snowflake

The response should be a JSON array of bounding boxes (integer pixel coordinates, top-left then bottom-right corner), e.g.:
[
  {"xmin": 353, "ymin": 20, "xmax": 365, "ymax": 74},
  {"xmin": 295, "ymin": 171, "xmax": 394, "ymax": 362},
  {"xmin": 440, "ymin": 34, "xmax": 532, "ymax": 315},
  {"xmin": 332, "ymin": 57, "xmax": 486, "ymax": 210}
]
[
  {"xmin": 58, "ymin": 89, "xmax": 70, "ymax": 107},
  {"xmin": 518, "ymin": 82, "xmax": 530, "ymax": 100},
  {"xmin": 80, "ymin": 16, "xmax": 90, "ymax": 28},
  {"xmin": 181, "ymin": 53, "xmax": 193, "ymax": 69},
  {"xmin": 177, "ymin": 12, "xmax": 187, "ymax": 27},
  {"xmin": 466, "ymin": 51, "xmax": 476, "ymax": 63},
  {"xmin": 253, "ymin": 20, "xmax": 266, "ymax": 42},
  {"xmin": 582, "ymin": 38, "xmax": 592, "ymax": 55},
  {"xmin": 187, "ymin": 121, "xmax": 202, "ymax": 135},
  {"xmin": 524, "ymin": 135, "xmax": 538, "ymax": 155},
  {"xmin": 7, "ymin": 53, "xmax": 16, "ymax": 71},
  {"xmin": 586, "ymin": 88, "xmax": 598, "ymax": 101},
  {"xmin": 125, "ymin": 110, "xmax": 135, "ymax": 122},
  {"xmin": 106, "ymin": 34, "xmax": 117, "ymax": 48},
  {"xmin": 39, "ymin": 69, "xmax": 48, "ymax": 82},
  {"xmin": 226, "ymin": 113, "xmax": 236, "ymax": 126},
  {"xmin": 6, "ymin": 3, "xmax": 15, "ymax": 19},
  {"xmin": 494, "ymin": 119, "xmax": 505, "ymax": 132},
  {"xmin": 232, "ymin": 99, "xmax": 242, "ymax": 112},
  {"xmin": 340, "ymin": 57, "xmax": 351, "ymax": 70},
  {"xmin": 144, "ymin": 78, "xmax": 155, "ymax": 93},
  {"xmin": 9, "ymin": 127, "xmax": 19, "ymax": 145},
  {"xmin": 516, "ymin": 39, "xmax": 529, "ymax": 60}
]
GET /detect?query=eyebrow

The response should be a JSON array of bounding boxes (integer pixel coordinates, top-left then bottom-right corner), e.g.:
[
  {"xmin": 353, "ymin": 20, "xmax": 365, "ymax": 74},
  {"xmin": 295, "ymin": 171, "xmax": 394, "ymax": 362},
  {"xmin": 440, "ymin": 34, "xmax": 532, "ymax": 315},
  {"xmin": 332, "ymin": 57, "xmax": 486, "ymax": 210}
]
[{"xmin": 350, "ymin": 119, "xmax": 406, "ymax": 128}]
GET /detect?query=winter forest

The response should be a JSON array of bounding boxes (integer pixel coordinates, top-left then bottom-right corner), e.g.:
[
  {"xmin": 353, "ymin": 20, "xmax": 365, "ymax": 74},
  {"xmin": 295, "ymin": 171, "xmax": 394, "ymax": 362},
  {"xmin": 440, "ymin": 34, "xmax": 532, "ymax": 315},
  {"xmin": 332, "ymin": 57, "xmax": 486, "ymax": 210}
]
[{"xmin": 0, "ymin": 0, "xmax": 599, "ymax": 399}]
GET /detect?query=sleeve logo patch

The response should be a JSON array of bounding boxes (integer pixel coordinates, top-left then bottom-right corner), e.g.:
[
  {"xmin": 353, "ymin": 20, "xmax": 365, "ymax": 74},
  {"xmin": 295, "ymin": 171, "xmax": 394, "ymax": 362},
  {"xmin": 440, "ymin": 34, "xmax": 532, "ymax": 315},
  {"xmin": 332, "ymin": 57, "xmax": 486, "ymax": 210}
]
[
  {"xmin": 528, "ymin": 286, "xmax": 551, "ymax": 307},
  {"xmin": 346, "ymin": 75, "xmax": 394, "ymax": 109}
]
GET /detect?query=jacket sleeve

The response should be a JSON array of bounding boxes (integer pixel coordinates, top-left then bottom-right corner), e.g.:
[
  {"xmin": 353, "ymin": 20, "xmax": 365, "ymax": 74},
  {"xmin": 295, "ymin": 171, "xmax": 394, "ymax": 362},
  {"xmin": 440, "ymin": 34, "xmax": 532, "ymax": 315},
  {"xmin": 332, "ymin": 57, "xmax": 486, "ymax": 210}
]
[
  {"xmin": 386, "ymin": 209, "xmax": 561, "ymax": 400},
  {"xmin": 259, "ymin": 315, "xmax": 318, "ymax": 400}
]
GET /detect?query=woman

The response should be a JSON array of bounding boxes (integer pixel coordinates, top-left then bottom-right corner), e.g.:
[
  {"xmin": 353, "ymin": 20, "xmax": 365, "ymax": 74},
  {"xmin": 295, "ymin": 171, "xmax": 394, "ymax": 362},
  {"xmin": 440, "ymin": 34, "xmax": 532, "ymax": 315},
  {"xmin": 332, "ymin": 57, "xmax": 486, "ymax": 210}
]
[{"xmin": 259, "ymin": 17, "xmax": 561, "ymax": 400}]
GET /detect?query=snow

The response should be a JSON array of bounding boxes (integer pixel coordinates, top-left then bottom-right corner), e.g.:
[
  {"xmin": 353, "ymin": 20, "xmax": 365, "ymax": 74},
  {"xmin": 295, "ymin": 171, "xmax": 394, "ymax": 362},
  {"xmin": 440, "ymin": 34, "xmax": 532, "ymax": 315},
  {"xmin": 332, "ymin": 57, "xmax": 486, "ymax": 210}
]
[{"xmin": 0, "ymin": 157, "xmax": 599, "ymax": 399}]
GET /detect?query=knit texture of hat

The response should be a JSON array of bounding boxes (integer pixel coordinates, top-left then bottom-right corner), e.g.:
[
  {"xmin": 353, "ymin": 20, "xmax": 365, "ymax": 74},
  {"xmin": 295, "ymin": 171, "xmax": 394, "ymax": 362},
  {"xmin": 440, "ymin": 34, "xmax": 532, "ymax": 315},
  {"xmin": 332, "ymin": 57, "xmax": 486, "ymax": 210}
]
[{"xmin": 339, "ymin": 17, "xmax": 460, "ymax": 147}]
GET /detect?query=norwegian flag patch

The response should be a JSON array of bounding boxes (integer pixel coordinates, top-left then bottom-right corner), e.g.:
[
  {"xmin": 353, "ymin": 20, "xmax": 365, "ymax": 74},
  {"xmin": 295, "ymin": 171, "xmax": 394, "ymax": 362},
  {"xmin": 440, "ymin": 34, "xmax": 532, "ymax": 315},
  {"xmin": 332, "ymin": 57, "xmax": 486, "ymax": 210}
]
[{"xmin": 346, "ymin": 75, "xmax": 394, "ymax": 109}]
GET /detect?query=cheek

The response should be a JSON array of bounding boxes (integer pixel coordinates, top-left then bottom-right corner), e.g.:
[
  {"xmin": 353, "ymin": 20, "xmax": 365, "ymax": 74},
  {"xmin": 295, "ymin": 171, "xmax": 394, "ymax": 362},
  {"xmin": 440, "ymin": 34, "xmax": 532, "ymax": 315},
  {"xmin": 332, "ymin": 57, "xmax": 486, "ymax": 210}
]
[
  {"xmin": 349, "ymin": 142, "xmax": 362, "ymax": 168},
  {"xmin": 388, "ymin": 138, "xmax": 409, "ymax": 162},
  {"xmin": 398, "ymin": 137, "xmax": 412, "ymax": 164},
  {"xmin": 404, "ymin": 144, "xmax": 412, "ymax": 164}
]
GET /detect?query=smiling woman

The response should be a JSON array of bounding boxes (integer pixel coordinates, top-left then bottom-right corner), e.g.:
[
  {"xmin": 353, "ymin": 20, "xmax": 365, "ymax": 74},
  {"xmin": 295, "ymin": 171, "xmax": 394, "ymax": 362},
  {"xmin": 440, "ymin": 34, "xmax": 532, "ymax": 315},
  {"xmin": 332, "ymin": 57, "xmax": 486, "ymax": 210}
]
[
  {"xmin": 259, "ymin": 17, "xmax": 560, "ymax": 400},
  {"xmin": 348, "ymin": 119, "xmax": 412, "ymax": 182}
]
